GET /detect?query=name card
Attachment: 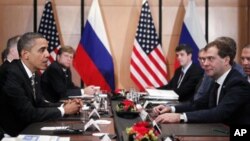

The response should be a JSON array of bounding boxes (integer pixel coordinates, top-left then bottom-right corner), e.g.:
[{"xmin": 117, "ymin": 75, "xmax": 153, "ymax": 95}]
[
  {"xmin": 153, "ymin": 120, "xmax": 162, "ymax": 134},
  {"xmin": 100, "ymin": 134, "xmax": 111, "ymax": 141},
  {"xmin": 143, "ymin": 100, "xmax": 149, "ymax": 109},
  {"xmin": 140, "ymin": 109, "xmax": 149, "ymax": 121},
  {"xmin": 89, "ymin": 108, "xmax": 100, "ymax": 119},
  {"xmin": 84, "ymin": 118, "xmax": 100, "ymax": 132}
]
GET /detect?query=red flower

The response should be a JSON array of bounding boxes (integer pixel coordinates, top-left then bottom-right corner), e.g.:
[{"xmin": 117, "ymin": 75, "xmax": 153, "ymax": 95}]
[
  {"xmin": 126, "ymin": 121, "xmax": 158, "ymax": 141},
  {"xmin": 122, "ymin": 99, "xmax": 135, "ymax": 111}
]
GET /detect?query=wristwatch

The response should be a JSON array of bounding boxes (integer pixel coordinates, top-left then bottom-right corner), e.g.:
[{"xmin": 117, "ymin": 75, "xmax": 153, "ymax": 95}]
[{"xmin": 180, "ymin": 113, "xmax": 185, "ymax": 123}]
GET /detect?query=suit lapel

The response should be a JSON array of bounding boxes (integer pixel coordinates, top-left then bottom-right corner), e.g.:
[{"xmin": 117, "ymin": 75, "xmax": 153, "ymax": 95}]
[{"xmin": 16, "ymin": 60, "xmax": 36, "ymax": 103}]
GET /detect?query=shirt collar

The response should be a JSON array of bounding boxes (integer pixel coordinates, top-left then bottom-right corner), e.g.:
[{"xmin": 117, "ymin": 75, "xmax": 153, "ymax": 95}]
[
  {"xmin": 182, "ymin": 61, "xmax": 192, "ymax": 74},
  {"xmin": 21, "ymin": 60, "xmax": 33, "ymax": 78},
  {"xmin": 216, "ymin": 68, "xmax": 231, "ymax": 86}
]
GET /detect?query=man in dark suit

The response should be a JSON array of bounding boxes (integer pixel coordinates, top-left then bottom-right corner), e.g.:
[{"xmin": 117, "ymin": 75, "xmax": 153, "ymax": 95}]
[
  {"xmin": 41, "ymin": 46, "xmax": 96, "ymax": 103},
  {"xmin": 0, "ymin": 32, "xmax": 82, "ymax": 136},
  {"xmin": 0, "ymin": 35, "xmax": 20, "ymax": 90},
  {"xmin": 158, "ymin": 44, "xmax": 203, "ymax": 102},
  {"xmin": 241, "ymin": 44, "xmax": 250, "ymax": 83},
  {"xmin": 153, "ymin": 40, "xmax": 250, "ymax": 125}
]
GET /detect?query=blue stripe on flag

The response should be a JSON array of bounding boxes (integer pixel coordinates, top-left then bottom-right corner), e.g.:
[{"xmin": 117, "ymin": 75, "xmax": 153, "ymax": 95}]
[
  {"xmin": 179, "ymin": 23, "xmax": 200, "ymax": 65},
  {"xmin": 80, "ymin": 21, "xmax": 115, "ymax": 90}
]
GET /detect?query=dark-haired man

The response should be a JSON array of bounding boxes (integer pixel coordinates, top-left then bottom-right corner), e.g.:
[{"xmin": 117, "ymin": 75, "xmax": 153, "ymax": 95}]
[
  {"xmin": 158, "ymin": 44, "xmax": 203, "ymax": 102},
  {"xmin": 153, "ymin": 40, "xmax": 250, "ymax": 125},
  {"xmin": 0, "ymin": 32, "xmax": 82, "ymax": 136}
]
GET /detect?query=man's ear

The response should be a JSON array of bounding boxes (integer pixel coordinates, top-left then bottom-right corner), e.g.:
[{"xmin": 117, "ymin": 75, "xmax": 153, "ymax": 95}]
[
  {"xmin": 21, "ymin": 50, "xmax": 29, "ymax": 60},
  {"xmin": 224, "ymin": 56, "xmax": 230, "ymax": 65}
]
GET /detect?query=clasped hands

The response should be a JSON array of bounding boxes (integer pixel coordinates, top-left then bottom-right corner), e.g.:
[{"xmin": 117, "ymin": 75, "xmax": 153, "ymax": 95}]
[
  {"xmin": 63, "ymin": 99, "xmax": 83, "ymax": 115},
  {"xmin": 153, "ymin": 104, "xmax": 181, "ymax": 124}
]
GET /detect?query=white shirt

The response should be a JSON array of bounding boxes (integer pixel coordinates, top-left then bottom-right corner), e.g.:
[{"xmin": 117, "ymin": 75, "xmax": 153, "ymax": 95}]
[
  {"xmin": 171, "ymin": 68, "xmax": 232, "ymax": 122},
  {"xmin": 177, "ymin": 61, "xmax": 192, "ymax": 88},
  {"xmin": 215, "ymin": 68, "xmax": 231, "ymax": 105}
]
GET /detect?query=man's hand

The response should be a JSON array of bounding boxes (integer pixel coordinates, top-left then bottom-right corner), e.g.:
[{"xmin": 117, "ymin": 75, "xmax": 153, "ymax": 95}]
[
  {"xmin": 84, "ymin": 85, "xmax": 96, "ymax": 95},
  {"xmin": 155, "ymin": 113, "xmax": 181, "ymax": 123},
  {"xmin": 153, "ymin": 104, "xmax": 171, "ymax": 115},
  {"xmin": 63, "ymin": 101, "xmax": 82, "ymax": 115}
]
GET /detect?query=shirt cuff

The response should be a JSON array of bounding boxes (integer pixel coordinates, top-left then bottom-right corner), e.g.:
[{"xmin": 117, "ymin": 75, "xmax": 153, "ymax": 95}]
[
  {"xmin": 58, "ymin": 104, "xmax": 65, "ymax": 117},
  {"xmin": 182, "ymin": 113, "xmax": 188, "ymax": 122},
  {"xmin": 81, "ymin": 88, "xmax": 84, "ymax": 95},
  {"xmin": 170, "ymin": 106, "xmax": 176, "ymax": 113}
]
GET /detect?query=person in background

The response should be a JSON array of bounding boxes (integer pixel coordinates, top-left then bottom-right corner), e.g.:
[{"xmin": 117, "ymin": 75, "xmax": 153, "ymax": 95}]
[
  {"xmin": 41, "ymin": 46, "xmax": 97, "ymax": 103},
  {"xmin": 241, "ymin": 44, "xmax": 250, "ymax": 83},
  {"xmin": 0, "ymin": 32, "xmax": 82, "ymax": 136},
  {"xmin": 158, "ymin": 44, "xmax": 203, "ymax": 102},
  {"xmin": 153, "ymin": 40, "xmax": 250, "ymax": 125},
  {"xmin": 0, "ymin": 35, "xmax": 20, "ymax": 91},
  {"xmin": 1, "ymin": 35, "xmax": 20, "ymax": 63}
]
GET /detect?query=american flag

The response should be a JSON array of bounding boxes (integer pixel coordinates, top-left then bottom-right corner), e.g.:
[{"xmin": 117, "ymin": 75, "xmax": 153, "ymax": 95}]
[
  {"xmin": 38, "ymin": 1, "xmax": 61, "ymax": 64},
  {"xmin": 130, "ymin": 0, "xmax": 168, "ymax": 90}
]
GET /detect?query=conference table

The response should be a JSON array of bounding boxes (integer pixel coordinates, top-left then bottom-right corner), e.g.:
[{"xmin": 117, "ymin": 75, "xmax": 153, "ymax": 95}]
[{"xmin": 21, "ymin": 99, "xmax": 230, "ymax": 141}]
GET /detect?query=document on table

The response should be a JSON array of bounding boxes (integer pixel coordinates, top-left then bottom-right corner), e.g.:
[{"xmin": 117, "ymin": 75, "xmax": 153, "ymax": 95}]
[{"xmin": 144, "ymin": 89, "xmax": 179, "ymax": 100}]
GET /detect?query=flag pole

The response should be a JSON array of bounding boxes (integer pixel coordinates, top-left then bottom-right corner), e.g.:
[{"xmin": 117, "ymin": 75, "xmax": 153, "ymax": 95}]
[
  {"xmin": 80, "ymin": 0, "xmax": 84, "ymax": 88},
  {"xmin": 33, "ymin": 0, "xmax": 37, "ymax": 32},
  {"xmin": 159, "ymin": 0, "xmax": 162, "ymax": 44},
  {"xmin": 205, "ymin": 0, "xmax": 209, "ymax": 42},
  {"xmin": 81, "ymin": 0, "xmax": 84, "ymax": 35}
]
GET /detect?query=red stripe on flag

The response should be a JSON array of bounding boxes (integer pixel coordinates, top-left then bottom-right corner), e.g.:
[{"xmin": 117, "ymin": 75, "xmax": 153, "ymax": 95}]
[
  {"xmin": 149, "ymin": 48, "xmax": 168, "ymax": 78},
  {"xmin": 133, "ymin": 46, "xmax": 163, "ymax": 86},
  {"xmin": 131, "ymin": 59, "xmax": 152, "ymax": 87},
  {"xmin": 130, "ymin": 72, "xmax": 144, "ymax": 91},
  {"xmin": 73, "ymin": 45, "xmax": 111, "ymax": 91}
]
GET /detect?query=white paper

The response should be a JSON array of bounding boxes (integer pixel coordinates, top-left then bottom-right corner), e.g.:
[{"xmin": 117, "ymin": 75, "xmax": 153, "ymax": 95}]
[
  {"xmin": 95, "ymin": 120, "xmax": 111, "ymax": 124},
  {"xmin": 40, "ymin": 126, "xmax": 69, "ymax": 131},
  {"xmin": 68, "ymin": 94, "xmax": 94, "ymax": 99},
  {"xmin": 17, "ymin": 135, "xmax": 58, "ymax": 141},
  {"xmin": 92, "ymin": 133, "xmax": 108, "ymax": 137},
  {"xmin": 144, "ymin": 89, "xmax": 179, "ymax": 100}
]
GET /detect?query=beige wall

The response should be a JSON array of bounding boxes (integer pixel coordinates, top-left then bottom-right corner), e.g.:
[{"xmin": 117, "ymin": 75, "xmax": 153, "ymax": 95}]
[{"xmin": 0, "ymin": 0, "xmax": 249, "ymax": 90}]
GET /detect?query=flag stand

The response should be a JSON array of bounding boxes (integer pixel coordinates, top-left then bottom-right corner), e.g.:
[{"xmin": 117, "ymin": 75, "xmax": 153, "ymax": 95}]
[{"xmin": 33, "ymin": 0, "xmax": 37, "ymax": 32}]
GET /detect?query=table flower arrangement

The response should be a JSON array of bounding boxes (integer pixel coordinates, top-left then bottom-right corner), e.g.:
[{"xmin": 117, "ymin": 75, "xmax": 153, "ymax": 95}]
[
  {"xmin": 126, "ymin": 121, "xmax": 159, "ymax": 141},
  {"xmin": 114, "ymin": 89, "xmax": 126, "ymax": 96},
  {"xmin": 116, "ymin": 99, "xmax": 136, "ymax": 112}
]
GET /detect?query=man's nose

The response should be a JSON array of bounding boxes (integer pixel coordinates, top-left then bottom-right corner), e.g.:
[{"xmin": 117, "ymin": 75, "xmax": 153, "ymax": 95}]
[{"xmin": 45, "ymin": 50, "xmax": 50, "ymax": 57}]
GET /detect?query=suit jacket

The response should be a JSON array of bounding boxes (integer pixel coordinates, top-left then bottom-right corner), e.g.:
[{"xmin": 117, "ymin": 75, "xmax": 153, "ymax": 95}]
[
  {"xmin": 0, "ymin": 60, "xmax": 61, "ymax": 136},
  {"xmin": 41, "ymin": 61, "xmax": 81, "ymax": 102},
  {"xmin": 0, "ymin": 61, "xmax": 11, "ymax": 90},
  {"xmin": 158, "ymin": 63, "xmax": 203, "ymax": 102},
  {"xmin": 175, "ymin": 69, "xmax": 250, "ymax": 125}
]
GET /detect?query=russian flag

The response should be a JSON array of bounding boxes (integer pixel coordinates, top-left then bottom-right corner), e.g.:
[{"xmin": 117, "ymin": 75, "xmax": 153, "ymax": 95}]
[
  {"xmin": 73, "ymin": 0, "xmax": 115, "ymax": 91},
  {"xmin": 175, "ymin": 0, "xmax": 207, "ymax": 69}
]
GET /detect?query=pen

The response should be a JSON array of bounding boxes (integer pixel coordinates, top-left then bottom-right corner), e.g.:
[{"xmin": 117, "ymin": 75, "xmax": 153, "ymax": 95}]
[{"xmin": 213, "ymin": 128, "xmax": 229, "ymax": 135}]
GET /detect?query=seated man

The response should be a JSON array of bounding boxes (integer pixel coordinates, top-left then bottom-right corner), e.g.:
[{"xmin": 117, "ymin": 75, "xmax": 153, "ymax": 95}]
[
  {"xmin": 153, "ymin": 40, "xmax": 250, "ymax": 125},
  {"xmin": 0, "ymin": 35, "xmax": 20, "ymax": 90},
  {"xmin": 158, "ymin": 44, "xmax": 203, "ymax": 102},
  {"xmin": 241, "ymin": 44, "xmax": 250, "ymax": 83},
  {"xmin": 41, "ymin": 46, "xmax": 96, "ymax": 102},
  {"xmin": 193, "ymin": 36, "xmax": 245, "ymax": 100},
  {"xmin": 0, "ymin": 32, "xmax": 82, "ymax": 136}
]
